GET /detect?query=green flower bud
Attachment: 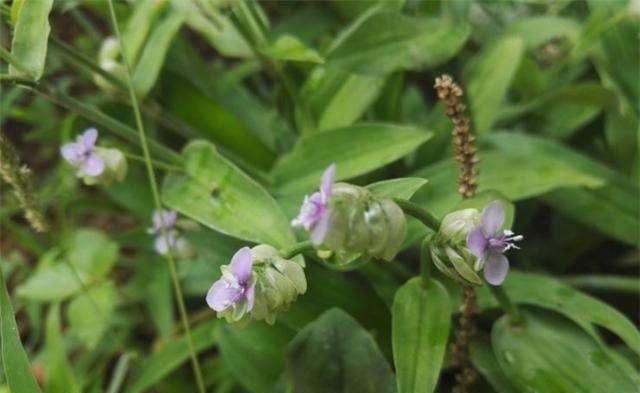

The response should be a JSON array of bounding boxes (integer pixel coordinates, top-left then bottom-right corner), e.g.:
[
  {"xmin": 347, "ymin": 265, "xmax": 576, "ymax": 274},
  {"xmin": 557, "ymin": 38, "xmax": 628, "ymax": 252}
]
[
  {"xmin": 248, "ymin": 245, "xmax": 307, "ymax": 324},
  {"xmin": 96, "ymin": 37, "xmax": 125, "ymax": 93},
  {"xmin": 429, "ymin": 208, "xmax": 482, "ymax": 286},
  {"xmin": 319, "ymin": 183, "xmax": 406, "ymax": 264}
]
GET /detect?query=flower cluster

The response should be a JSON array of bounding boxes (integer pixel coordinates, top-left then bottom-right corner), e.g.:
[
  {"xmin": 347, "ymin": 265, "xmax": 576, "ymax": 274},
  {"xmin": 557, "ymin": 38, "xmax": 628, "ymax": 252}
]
[
  {"xmin": 206, "ymin": 245, "xmax": 306, "ymax": 324},
  {"xmin": 430, "ymin": 201, "xmax": 522, "ymax": 286},
  {"xmin": 203, "ymin": 165, "xmax": 523, "ymax": 326},
  {"xmin": 147, "ymin": 209, "xmax": 191, "ymax": 257},
  {"xmin": 292, "ymin": 165, "xmax": 406, "ymax": 263},
  {"xmin": 60, "ymin": 128, "xmax": 127, "ymax": 185}
]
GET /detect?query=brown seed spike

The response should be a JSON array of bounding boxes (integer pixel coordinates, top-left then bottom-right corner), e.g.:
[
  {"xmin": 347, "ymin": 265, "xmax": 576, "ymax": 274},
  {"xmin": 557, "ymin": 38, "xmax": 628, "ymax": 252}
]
[{"xmin": 434, "ymin": 74, "xmax": 480, "ymax": 393}]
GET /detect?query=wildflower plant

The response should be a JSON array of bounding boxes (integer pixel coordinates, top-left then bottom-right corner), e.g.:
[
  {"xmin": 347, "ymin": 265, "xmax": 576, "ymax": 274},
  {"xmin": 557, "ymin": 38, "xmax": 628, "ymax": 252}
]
[{"xmin": 1, "ymin": 2, "xmax": 638, "ymax": 393}]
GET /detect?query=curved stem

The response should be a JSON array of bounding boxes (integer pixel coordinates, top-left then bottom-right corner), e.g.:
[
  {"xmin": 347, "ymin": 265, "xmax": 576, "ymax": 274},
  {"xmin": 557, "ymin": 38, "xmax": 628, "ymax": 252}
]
[
  {"xmin": 392, "ymin": 198, "xmax": 440, "ymax": 231},
  {"xmin": 488, "ymin": 285, "xmax": 522, "ymax": 324},
  {"xmin": 419, "ymin": 237, "xmax": 432, "ymax": 282},
  {"xmin": 282, "ymin": 240, "xmax": 314, "ymax": 259},
  {"xmin": 105, "ymin": 2, "xmax": 205, "ymax": 393}
]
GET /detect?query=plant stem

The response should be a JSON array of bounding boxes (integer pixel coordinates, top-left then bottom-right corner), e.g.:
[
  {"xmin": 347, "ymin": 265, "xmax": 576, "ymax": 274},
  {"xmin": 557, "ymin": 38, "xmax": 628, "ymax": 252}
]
[
  {"xmin": 488, "ymin": 285, "xmax": 522, "ymax": 324},
  {"xmin": 419, "ymin": 237, "xmax": 432, "ymax": 282},
  {"xmin": 392, "ymin": 198, "xmax": 440, "ymax": 231},
  {"xmin": 105, "ymin": 2, "xmax": 206, "ymax": 393},
  {"xmin": 282, "ymin": 240, "xmax": 314, "ymax": 259},
  {"xmin": 122, "ymin": 152, "xmax": 182, "ymax": 172}
]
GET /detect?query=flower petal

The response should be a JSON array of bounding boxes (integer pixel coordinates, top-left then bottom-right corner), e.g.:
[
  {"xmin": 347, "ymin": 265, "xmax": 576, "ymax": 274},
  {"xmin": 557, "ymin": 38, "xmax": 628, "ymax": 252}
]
[
  {"xmin": 483, "ymin": 251, "xmax": 509, "ymax": 285},
  {"xmin": 81, "ymin": 154, "xmax": 105, "ymax": 177},
  {"xmin": 466, "ymin": 227, "xmax": 487, "ymax": 258},
  {"xmin": 481, "ymin": 201, "xmax": 505, "ymax": 237},
  {"xmin": 244, "ymin": 283, "xmax": 255, "ymax": 312},
  {"xmin": 82, "ymin": 128, "xmax": 98, "ymax": 150},
  {"xmin": 230, "ymin": 246, "xmax": 253, "ymax": 283},
  {"xmin": 320, "ymin": 163, "xmax": 335, "ymax": 201},
  {"xmin": 206, "ymin": 279, "xmax": 242, "ymax": 312},
  {"xmin": 310, "ymin": 209, "xmax": 331, "ymax": 245},
  {"xmin": 60, "ymin": 143, "xmax": 83, "ymax": 165}
]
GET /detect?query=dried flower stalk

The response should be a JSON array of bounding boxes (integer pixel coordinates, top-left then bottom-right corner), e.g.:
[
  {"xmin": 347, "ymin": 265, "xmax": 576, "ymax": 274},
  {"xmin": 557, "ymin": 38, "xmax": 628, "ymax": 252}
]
[
  {"xmin": 0, "ymin": 131, "xmax": 48, "ymax": 232},
  {"xmin": 434, "ymin": 74, "xmax": 479, "ymax": 393}
]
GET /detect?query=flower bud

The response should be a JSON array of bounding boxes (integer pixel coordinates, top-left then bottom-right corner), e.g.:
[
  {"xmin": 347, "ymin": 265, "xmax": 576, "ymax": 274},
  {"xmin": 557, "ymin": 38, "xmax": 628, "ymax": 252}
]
[
  {"xmin": 429, "ymin": 208, "xmax": 483, "ymax": 285},
  {"xmin": 438, "ymin": 208, "xmax": 480, "ymax": 244},
  {"xmin": 95, "ymin": 37, "xmax": 125, "ymax": 93},
  {"xmin": 206, "ymin": 245, "xmax": 307, "ymax": 324}
]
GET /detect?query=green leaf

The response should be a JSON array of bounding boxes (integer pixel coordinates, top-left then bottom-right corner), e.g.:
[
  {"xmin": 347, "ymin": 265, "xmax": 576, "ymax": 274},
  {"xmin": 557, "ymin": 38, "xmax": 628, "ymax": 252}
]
[
  {"xmin": 273, "ymin": 123, "xmax": 432, "ymax": 194},
  {"xmin": 125, "ymin": 319, "xmax": 218, "ymax": 393},
  {"xmin": 45, "ymin": 304, "xmax": 80, "ymax": 393},
  {"xmin": 492, "ymin": 310, "xmax": 639, "ymax": 393},
  {"xmin": 284, "ymin": 308, "xmax": 396, "ymax": 393},
  {"xmin": 8, "ymin": 0, "xmax": 54, "ymax": 80},
  {"xmin": 303, "ymin": 70, "xmax": 386, "ymax": 131},
  {"xmin": 327, "ymin": 11, "xmax": 470, "ymax": 74},
  {"xmin": 132, "ymin": 11, "xmax": 184, "ymax": 97},
  {"xmin": 505, "ymin": 16, "xmax": 581, "ymax": 49},
  {"xmin": 17, "ymin": 263, "xmax": 85, "ymax": 301},
  {"xmin": 169, "ymin": 0, "xmax": 252, "ymax": 58},
  {"xmin": 67, "ymin": 281, "xmax": 118, "ymax": 348},
  {"xmin": 366, "ymin": 177, "xmax": 428, "ymax": 200},
  {"xmin": 162, "ymin": 72, "xmax": 276, "ymax": 167},
  {"xmin": 486, "ymin": 132, "xmax": 639, "ymax": 245},
  {"xmin": 411, "ymin": 135, "xmax": 603, "ymax": 219},
  {"xmin": 467, "ymin": 37, "xmax": 525, "ymax": 134},
  {"xmin": 477, "ymin": 271, "xmax": 640, "ymax": 356},
  {"xmin": 17, "ymin": 230, "xmax": 118, "ymax": 301},
  {"xmin": 392, "ymin": 278, "xmax": 450, "ymax": 393},
  {"xmin": 121, "ymin": 0, "xmax": 166, "ymax": 63},
  {"xmin": 66, "ymin": 229, "xmax": 119, "ymax": 278},
  {"xmin": 261, "ymin": 35, "xmax": 324, "ymax": 63},
  {"xmin": 564, "ymin": 275, "xmax": 640, "ymax": 294},
  {"xmin": 162, "ymin": 140, "xmax": 295, "ymax": 248},
  {"xmin": 0, "ymin": 268, "xmax": 43, "ymax": 393},
  {"xmin": 217, "ymin": 322, "xmax": 294, "ymax": 393},
  {"xmin": 470, "ymin": 339, "xmax": 518, "ymax": 393}
]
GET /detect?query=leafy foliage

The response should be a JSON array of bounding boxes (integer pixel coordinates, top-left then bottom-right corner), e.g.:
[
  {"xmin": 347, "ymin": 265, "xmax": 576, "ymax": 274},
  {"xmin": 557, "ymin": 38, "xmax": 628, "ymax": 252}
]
[{"xmin": 0, "ymin": 1, "xmax": 637, "ymax": 393}]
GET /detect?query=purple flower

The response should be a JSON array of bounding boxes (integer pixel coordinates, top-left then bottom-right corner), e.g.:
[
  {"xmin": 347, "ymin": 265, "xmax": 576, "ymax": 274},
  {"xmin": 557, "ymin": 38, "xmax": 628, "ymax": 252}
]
[
  {"xmin": 466, "ymin": 201, "xmax": 522, "ymax": 286},
  {"xmin": 291, "ymin": 164, "xmax": 335, "ymax": 244},
  {"xmin": 148, "ymin": 209, "xmax": 178, "ymax": 235},
  {"xmin": 148, "ymin": 210, "xmax": 179, "ymax": 255},
  {"xmin": 60, "ymin": 128, "xmax": 105, "ymax": 177},
  {"xmin": 206, "ymin": 247, "xmax": 255, "ymax": 314}
]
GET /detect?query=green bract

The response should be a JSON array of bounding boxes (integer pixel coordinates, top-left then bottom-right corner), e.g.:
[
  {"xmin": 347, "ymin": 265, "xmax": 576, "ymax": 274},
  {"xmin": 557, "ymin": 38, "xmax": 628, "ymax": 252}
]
[
  {"xmin": 429, "ymin": 208, "xmax": 482, "ymax": 285},
  {"xmin": 319, "ymin": 183, "xmax": 406, "ymax": 264}
]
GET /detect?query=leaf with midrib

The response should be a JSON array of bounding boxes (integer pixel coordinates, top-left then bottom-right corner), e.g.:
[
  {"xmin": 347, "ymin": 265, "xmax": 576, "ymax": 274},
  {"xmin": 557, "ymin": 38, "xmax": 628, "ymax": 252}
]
[
  {"xmin": 9, "ymin": 0, "xmax": 54, "ymax": 80},
  {"xmin": 273, "ymin": 123, "xmax": 432, "ymax": 194},
  {"xmin": 392, "ymin": 278, "xmax": 451, "ymax": 393}
]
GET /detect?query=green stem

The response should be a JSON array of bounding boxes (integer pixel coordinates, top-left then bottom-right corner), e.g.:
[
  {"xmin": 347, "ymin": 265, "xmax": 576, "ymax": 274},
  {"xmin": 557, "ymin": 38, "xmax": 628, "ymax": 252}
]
[
  {"xmin": 419, "ymin": 237, "xmax": 432, "ymax": 282},
  {"xmin": 105, "ymin": 2, "xmax": 206, "ymax": 393},
  {"xmin": 392, "ymin": 198, "xmax": 440, "ymax": 231},
  {"xmin": 122, "ymin": 152, "xmax": 182, "ymax": 172},
  {"xmin": 282, "ymin": 240, "xmax": 314, "ymax": 259},
  {"xmin": 488, "ymin": 285, "xmax": 522, "ymax": 324}
]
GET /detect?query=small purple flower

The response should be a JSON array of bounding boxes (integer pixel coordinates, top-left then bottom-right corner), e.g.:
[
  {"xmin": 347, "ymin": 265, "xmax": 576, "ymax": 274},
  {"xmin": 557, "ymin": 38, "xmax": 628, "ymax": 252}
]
[
  {"xmin": 206, "ymin": 247, "xmax": 255, "ymax": 313},
  {"xmin": 466, "ymin": 201, "xmax": 523, "ymax": 286},
  {"xmin": 148, "ymin": 209, "xmax": 179, "ymax": 255},
  {"xmin": 148, "ymin": 210, "xmax": 178, "ymax": 235},
  {"xmin": 291, "ymin": 164, "xmax": 335, "ymax": 244},
  {"xmin": 60, "ymin": 128, "xmax": 105, "ymax": 177}
]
